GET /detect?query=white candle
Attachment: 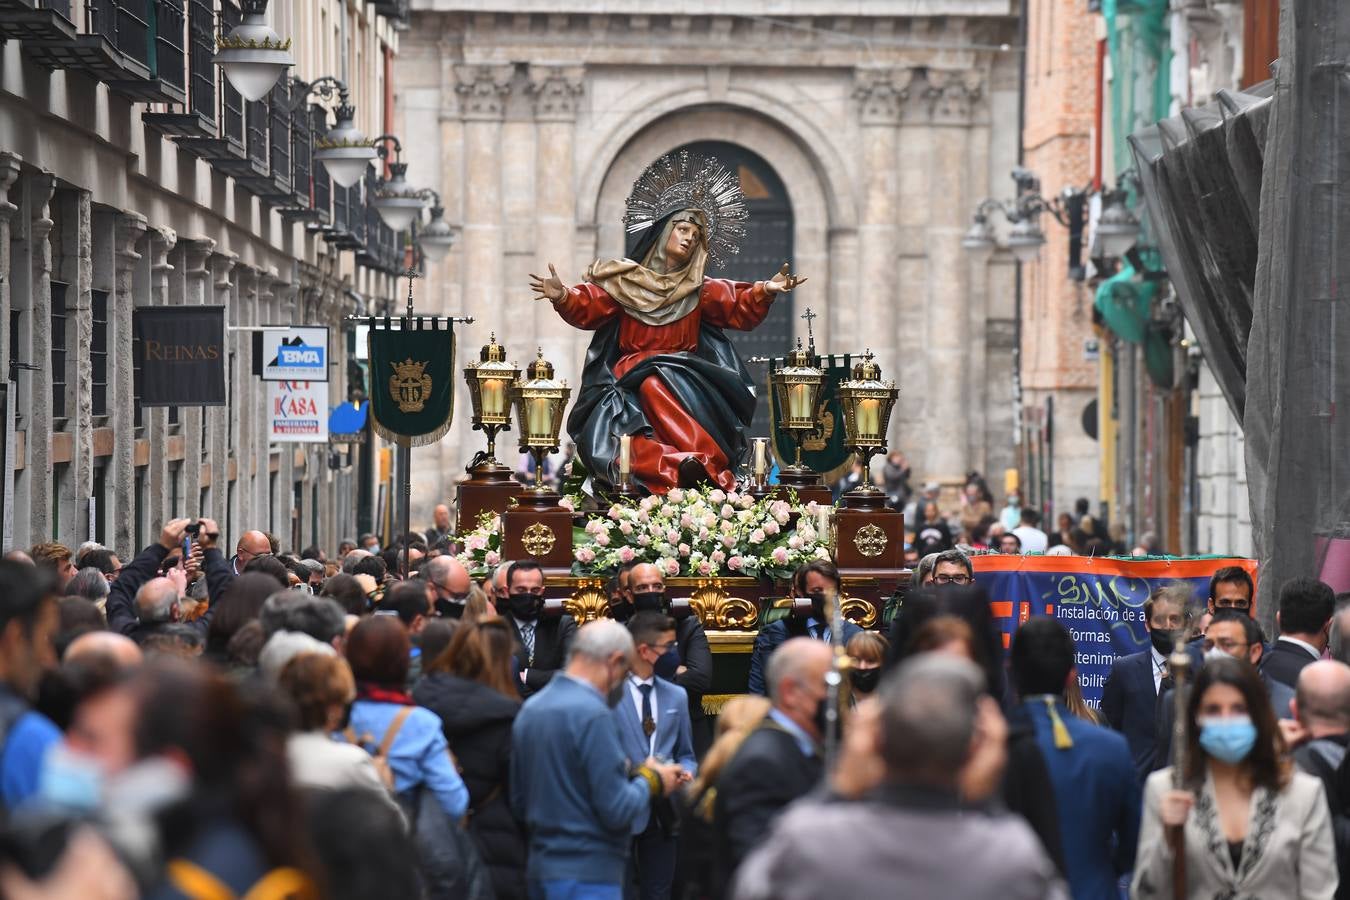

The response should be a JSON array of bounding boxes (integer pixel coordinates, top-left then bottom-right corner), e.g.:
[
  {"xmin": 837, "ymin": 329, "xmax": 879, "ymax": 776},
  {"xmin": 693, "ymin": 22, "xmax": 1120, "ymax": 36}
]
[
  {"xmin": 753, "ymin": 438, "xmax": 767, "ymax": 477},
  {"xmin": 789, "ymin": 383, "xmax": 812, "ymax": 421},
  {"xmin": 857, "ymin": 397, "xmax": 881, "ymax": 440},
  {"xmin": 619, "ymin": 434, "xmax": 632, "ymax": 476},
  {"xmin": 481, "ymin": 378, "xmax": 506, "ymax": 418},
  {"xmin": 527, "ymin": 397, "xmax": 551, "ymax": 439},
  {"xmin": 817, "ymin": 505, "xmax": 831, "ymax": 538}
]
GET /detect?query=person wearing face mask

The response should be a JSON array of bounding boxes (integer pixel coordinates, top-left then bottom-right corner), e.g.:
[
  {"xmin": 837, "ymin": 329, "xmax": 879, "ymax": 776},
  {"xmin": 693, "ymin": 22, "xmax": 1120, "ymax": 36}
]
[
  {"xmin": 610, "ymin": 612, "xmax": 697, "ymax": 900},
  {"xmin": 625, "ymin": 562, "xmax": 714, "ymax": 758},
  {"xmin": 845, "ymin": 631, "xmax": 889, "ymax": 699},
  {"xmin": 1102, "ymin": 585, "xmax": 1196, "ymax": 780},
  {"xmin": 1133, "ymin": 655, "xmax": 1337, "ymax": 899},
  {"xmin": 1153, "ymin": 611, "xmax": 1296, "ymax": 772},
  {"xmin": 713, "ymin": 638, "xmax": 832, "ymax": 895},
  {"xmin": 746, "ymin": 561, "xmax": 862, "ymax": 696},
  {"xmin": 511, "ymin": 620, "xmax": 686, "ymax": 900},
  {"xmin": 501, "ymin": 560, "xmax": 577, "ymax": 698}
]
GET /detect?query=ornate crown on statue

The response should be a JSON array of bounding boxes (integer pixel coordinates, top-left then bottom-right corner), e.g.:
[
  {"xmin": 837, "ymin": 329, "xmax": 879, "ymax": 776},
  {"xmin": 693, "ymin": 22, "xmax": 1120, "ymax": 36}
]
[{"xmin": 622, "ymin": 150, "xmax": 750, "ymax": 266}]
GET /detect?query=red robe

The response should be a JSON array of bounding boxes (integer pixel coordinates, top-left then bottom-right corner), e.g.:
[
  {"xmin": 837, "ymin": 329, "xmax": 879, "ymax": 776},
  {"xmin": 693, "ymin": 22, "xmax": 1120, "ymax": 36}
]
[{"xmin": 555, "ymin": 278, "xmax": 774, "ymax": 492}]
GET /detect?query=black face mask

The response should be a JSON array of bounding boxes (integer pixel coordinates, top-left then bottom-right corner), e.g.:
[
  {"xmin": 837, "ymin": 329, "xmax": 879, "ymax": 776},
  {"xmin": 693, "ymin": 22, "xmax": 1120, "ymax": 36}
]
[
  {"xmin": 808, "ymin": 591, "xmax": 827, "ymax": 622},
  {"xmin": 610, "ymin": 599, "xmax": 634, "ymax": 622},
  {"xmin": 850, "ymin": 667, "xmax": 881, "ymax": 695},
  {"xmin": 1150, "ymin": 629, "xmax": 1179, "ymax": 658},
  {"xmin": 435, "ymin": 598, "xmax": 466, "ymax": 620},
  {"xmin": 508, "ymin": 592, "xmax": 541, "ymax": 622},
  {"xmin": 632, "ymin": 591, "xmax": 667, "ymax": 614}
]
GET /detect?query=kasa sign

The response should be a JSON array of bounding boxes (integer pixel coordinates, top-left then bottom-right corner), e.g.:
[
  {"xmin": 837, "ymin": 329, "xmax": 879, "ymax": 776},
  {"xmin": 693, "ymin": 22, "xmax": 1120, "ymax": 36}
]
[{"xmin": 267, "ymin": 381, "xmax": 329, "ymax": 442}]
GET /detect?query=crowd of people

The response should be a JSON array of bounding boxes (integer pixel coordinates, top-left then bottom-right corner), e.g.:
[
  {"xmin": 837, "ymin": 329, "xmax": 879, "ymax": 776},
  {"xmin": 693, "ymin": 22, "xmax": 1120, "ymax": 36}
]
[{"xmin": 0, "ymin": 511, "xmax": 1347, "ymax": 899}]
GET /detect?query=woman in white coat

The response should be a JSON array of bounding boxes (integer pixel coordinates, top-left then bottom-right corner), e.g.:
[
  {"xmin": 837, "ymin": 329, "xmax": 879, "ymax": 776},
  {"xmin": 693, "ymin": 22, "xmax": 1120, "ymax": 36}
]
[{"xmin": 1133, "ymin": 655, "xmax": 1336, "ymax": 898}]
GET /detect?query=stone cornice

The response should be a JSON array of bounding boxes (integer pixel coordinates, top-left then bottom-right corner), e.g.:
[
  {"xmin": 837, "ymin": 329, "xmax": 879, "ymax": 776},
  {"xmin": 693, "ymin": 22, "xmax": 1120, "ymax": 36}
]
[
  {"xmin": 114, "ymin": 213, "xmax": 148, "ymax": 271},
  {"xmin": 454, "ymin": 63, "xmax": 517, "ymax": 121},
  {"xmin": 27, "ymin": 173, "xmax": 56, "ymax": 242},
  {"xmin": 926, "ymin": 69, "xmax": 985, "ymax": 126},
  {"xmin": 0, "ymin": 153, "xmax": 22, "ymax": 224},
  {"xmin": 526, "ymin": 64, "xmax": 585, "ymax": 122}
]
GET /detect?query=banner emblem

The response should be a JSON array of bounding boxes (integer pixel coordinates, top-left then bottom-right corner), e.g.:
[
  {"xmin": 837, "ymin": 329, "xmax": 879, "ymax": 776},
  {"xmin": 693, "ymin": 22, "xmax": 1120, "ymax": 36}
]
[{"xmin": 390, "ymin": 358, "xmax": 433, "ymax": 413}]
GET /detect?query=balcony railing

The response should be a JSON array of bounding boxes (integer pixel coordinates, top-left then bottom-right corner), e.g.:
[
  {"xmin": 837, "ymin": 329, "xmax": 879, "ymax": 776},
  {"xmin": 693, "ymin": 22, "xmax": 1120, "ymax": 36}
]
[
  {"xmin": 0, "ymin": 1, "xmax": 76, "ymax": 43},
  {"xmin": 22, "ymin": 0, "xmax": 185, "ymax": 103}
]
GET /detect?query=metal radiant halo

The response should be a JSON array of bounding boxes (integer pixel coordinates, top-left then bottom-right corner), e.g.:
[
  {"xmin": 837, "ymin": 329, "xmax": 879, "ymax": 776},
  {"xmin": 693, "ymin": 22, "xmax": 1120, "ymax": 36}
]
[
  {"xmin": 853, "ymin": 523, "xmax": 888, "ymax": 558},
  {"xmin": 622, "ymin": 150, "xmax": 749, "ymax": 267},
  {"xmin": 522, "ymin": 522, "xmax": 556, "ymax": 557}
]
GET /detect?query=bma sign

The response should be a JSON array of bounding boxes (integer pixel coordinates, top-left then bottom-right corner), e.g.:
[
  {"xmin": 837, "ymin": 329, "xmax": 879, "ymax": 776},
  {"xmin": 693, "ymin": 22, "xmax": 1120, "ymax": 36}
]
[{"xmin": 258, "ymin": 326, "xmax": 329, "ymax": 382}]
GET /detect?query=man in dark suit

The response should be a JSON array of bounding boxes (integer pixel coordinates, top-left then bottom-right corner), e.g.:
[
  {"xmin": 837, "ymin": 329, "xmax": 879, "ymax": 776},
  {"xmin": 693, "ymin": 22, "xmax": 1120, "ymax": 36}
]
[
  {"xmin": 1262, "ymin": 576, "xmax": 1336, "ymax": 689},
  {"xmin": 1101, "ymin": 585, "xmax": 1189, "ymax": 778},
  {"xmin": 623, "ymin": 562, "xmax": 715, "ymax": 758},
  {"xmin": 747, "ymin": 561, "xmax": 862, "ymax": 695},
  {"xmin": 501, "ymin": 559, "xmax": 577, "ymax": 697},
  {"xmin": 715, "ymin": 637, "xmax": 830, "ymax": 893},
  {"xmin": 613, "ymin": 612, "xmax": 698, "ymax": 900}
]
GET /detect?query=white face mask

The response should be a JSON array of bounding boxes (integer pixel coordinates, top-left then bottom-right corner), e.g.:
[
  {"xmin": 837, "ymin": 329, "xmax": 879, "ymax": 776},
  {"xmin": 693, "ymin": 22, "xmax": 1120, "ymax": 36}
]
[{"xmin": 1204, "ymin": 646, "xmax": 1230, "ymax": 664}]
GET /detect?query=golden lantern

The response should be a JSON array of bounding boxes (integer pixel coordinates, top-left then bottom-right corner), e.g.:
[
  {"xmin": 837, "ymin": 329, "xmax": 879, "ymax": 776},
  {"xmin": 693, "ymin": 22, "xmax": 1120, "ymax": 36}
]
[
  {"xmin": 510, "ymin": 349, "xmax": 572, "ymax": 494},
  {"xmin": 769, "ymin": 339, "xmax": 825, "ymax": 474},
  {"xmin": 462, "ymin": 332, "xmax": 519, "ymax": 474},
  {"xmin": 836, "ymin": 350, "xmax": 898, "ymax": 506}
]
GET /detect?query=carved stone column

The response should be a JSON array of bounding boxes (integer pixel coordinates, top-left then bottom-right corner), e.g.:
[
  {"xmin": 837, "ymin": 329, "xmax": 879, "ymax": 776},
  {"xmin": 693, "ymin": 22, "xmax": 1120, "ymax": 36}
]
[
  {"xmin": 923, "ymin": 71, "xmax": 984, "ymax": 485},
  {"xmin": 64, "ymin": 189, "xmax": 95, "ymax": 547},
  {"xmin": 527, "ymin": 65, "xmax": 585, "ymax": 378},
  {"xmin": 232, "ymin": 265, "xmax": 257, "ymax": 538},
  {"xmin": 205, "ymin": 252, "xmax": 235, "ymax": 526},
  {"xmin": 853, "ymin": 68, "xmax": 904, "ymax": 448},
  {"xmin": 0, "ymin": 154, "xmax": 22, "ymax": 549},
  {"xmin": 180, "ymin": 239, "xmax": 215, "ymax": 518},
  {"xmin": 19, "ymin": 173, "xmax": 57, "ymax": 546},
  {"xmin": 145, "ymin": 228, "xmax": 177, "ymax": 533},
  {"xmin": 110, "ymin": 214, "xmax": 147, "ymax": 556}
]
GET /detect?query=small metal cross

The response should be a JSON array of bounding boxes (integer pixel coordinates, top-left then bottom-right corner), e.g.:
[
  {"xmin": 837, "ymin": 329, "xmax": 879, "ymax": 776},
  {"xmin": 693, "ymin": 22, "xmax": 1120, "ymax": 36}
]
[
  {"xmin": 402, "ymin": 267, "xmax": 421, "ymax": 318},
  {"xmin": 801, "ymin": 307, "xmax": 817, "ymax": 352}
]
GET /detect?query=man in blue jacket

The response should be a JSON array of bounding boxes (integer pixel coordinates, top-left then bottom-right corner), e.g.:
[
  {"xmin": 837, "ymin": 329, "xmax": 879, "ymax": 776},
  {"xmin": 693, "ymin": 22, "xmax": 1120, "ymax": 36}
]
[
  {"xmin": 1012, "ymin": 616, "xmax": 1140, "ymax": 899},
  {"xmin": 511, "ymin": 619, "xmax": 686, "ymax": 900},
  {"xmin": 612, "ymin": 611, "xmax": 697, "ymax": 900}
]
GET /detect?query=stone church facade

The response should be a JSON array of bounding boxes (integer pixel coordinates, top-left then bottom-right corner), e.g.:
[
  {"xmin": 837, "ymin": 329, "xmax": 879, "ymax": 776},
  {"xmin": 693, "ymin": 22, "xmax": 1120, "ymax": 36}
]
[{"xmin": 396, "ymin": 1, "xmax": 1023, "ymax": 520}]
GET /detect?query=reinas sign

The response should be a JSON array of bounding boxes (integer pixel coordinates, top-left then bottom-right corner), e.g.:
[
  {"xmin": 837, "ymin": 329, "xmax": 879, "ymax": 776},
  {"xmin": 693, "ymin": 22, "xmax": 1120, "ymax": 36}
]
[{"xmin": 142, "ymin": 339, "xmax": 221, "ymax": 361}]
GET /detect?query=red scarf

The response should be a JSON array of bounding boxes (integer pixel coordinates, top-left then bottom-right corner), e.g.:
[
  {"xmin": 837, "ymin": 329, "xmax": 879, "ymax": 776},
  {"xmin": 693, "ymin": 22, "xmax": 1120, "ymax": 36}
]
[{"xmin": 356, "ymin": 684, "xmax": 414, "ymax": 706}]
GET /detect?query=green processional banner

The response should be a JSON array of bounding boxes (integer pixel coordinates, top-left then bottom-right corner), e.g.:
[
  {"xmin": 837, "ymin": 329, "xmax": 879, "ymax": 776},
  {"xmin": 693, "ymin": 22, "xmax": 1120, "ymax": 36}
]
[
  {"xmin": 767, "ymin": 354, "xmax": 854, "ymax": 484},
  {"xmin": 367, "ymin": 319, "xmax": 456, "ymax": 448}
]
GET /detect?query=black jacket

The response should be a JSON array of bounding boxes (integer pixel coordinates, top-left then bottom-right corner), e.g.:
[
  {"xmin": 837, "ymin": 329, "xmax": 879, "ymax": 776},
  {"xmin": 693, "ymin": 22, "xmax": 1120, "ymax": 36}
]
[
  {"xmin": 506, "ymin": 614, "xmax": 577, "ymax": 697},
  {"xmin": 1002, "ymin": 707, "xmax": 1067, "ymax": 877},
  {"xmin": 712, "ymin": 717, "xmax": 822, "ymax": 895},
  {"xmin": 414, "ymin": 673, "xmax": 526, "ymax": 900},
  {"xmin": 746, "ymin": 618, "xmax": 862, "ymax": 696},
  {"xmin": 1261, "ymin": 637, "xmax": 1322, "ymax": 689},
  {"xmin": 676, "ymin": 616, "xmax": 713, "ymax": 721},
  {"xmin": 105, "ymin": 544, "xmax": 222, "ymax": 641}
]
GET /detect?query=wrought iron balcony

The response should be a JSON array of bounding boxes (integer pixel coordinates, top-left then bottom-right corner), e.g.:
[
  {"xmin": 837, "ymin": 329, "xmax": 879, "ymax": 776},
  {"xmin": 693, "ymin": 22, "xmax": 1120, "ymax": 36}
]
[
  {"xmin": 23, "ymin": 0, "xmax": 187, "ymax": 105},
  {"xmin": 173, "ymin": 1, "xmax": 250, "ymax": 175},
  {"xmin": 0, "ymin": 0, "xmax": 77, "ymax": 43},
  {"xmin": 142, "ymin": 0, "xmax": 216, "ymax": 139},
  {"xmin": 280, "ymin": 104, "xmax": 323, "ymax": 223}
]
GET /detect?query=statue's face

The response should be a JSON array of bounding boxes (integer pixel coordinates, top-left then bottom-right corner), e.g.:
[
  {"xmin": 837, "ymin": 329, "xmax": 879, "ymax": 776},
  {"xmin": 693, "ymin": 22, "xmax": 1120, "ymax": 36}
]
[{"xmin": 664, "ymin": 220, "xmax": 701, "ymax": 267}]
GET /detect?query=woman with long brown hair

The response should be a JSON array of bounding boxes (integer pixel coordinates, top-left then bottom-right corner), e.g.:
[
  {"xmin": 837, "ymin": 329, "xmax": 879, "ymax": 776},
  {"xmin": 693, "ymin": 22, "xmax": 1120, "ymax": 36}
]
[
  {"xmin": 414, "ymin": 617, "xmax": 526, "ymax": 900},
  {"xmin": 1133, "ymin": 655, "xmax": 1335, "ymax": 898}
]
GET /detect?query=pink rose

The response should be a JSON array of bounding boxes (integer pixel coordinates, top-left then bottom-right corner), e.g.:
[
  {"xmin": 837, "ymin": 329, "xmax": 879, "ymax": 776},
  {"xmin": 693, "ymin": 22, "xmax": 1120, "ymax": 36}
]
[
  {"xmin": 619, "ymin": 521, "xmax": 634, "ymax": 535},
  {"xmin": 637, "ymin": 510, "xmax": 651, "ymax": 523},
  {"xmin": 788, "ymin": 535, "xmax": 804, "ymax": 550},
  {"xmin": 559, "ymin": 496, "xmax": 574, "ymax": 511},
  {"xmin": 618, "ymin": 546, "xmax": 635, "ymax": 563},
  {"xmin": 697, "ymin": 561, "xmax": 712, "ymax": 576},
  {"xmin": 594, "ymin": 532, "xmax": 610, "ymax": 547},
  {"xmin": 664, "ymin": 559, "xmax": 680, "ymax": 576},
  {"xmin": 608, "ymin": 505, "xmax": 622, "ymax": 520},
  {"xmin": 815, "ymin": 546, "xmax": 832, "ymax": 560},
  {"xmin": 721, "ymin": 534, "xmax": 737, "ymax": 549},
  {"xmin": 763, "ymin": 520, "xmax": 780, "ymax": 537},
  {"xmin": 721, "ymin": 504, "xmax": 736, "ymax": 519},
  {"xmin": 667, "ymin": 488, "xmax": 685, "ymax": 503},
  {"xmin": 666, "ymin": 529, "xmax": 681, "ymax": 544},
  {"xmin": 710, "ymin": 550, "xmax": 726, "ymax": 565},
  {"xmin": 636, "ymin": 534, "xmax": 651, "ymax": 547},
  {"xmin": 708, "ymin": 489, "xmax": 727, "ymax": 503},
  {"xmin": 484, "ymin": 550, "xmax": 500, "ymax": 566},
  {"xmin": 702, "ymin": 513, "xmax": 717, "ymax": 529},
  {"xmin": 798, "ymin": 525, "xmax": 818, "ymax": 542},
  {"xmin": 585, "ymin": 520, "xmax": 601, "ymax": 536},
  {"xmin": 750, "ymin": 529, "xmax": 766, "ymax": 544},
  {"xmin": 740, "ymin": 495, "xmax": 756, "ymax": 509},
  {"xmin": 678, "ymin": 543, "xmax": 691, "ymax": 557},
  {"xmin": 727, "ymin": 555, "xmax": 744, "ymax": 571},
  {"xmin": 467, "ymin": 534, "xmax": 488, "ymax": 552},
  {"xmin": 771, "ymin": 547, "xmax": 790, "ymax": 565},
  {"xmin": 698, "ymin": 527, "xmax": 710, "ymax": 541},
  {"xmin": 575, "ymin": 547, "xmax": 596, "ymax": 564}
]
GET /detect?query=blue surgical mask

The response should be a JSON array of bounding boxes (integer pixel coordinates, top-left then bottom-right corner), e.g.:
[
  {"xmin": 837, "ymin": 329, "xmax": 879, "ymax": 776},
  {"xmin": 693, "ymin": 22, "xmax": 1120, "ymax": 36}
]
[
  {"xmin": 1199, "ymin": 715, "xmax": 1258, "ymax": 764},
  {"xmin": 38, "ymin": 744, "xmax": 104, "ymax": 812}
]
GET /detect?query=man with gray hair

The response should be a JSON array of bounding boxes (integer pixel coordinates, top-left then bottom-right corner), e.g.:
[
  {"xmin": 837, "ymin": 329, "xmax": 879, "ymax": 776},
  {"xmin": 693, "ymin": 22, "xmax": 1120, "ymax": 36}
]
[
  {"xmin": 423, "ymin": 555, "xmax": 472, "ymax": 619},
  {"xmin": 511, "ymin": 619, "xmax": 686, "ymax": 898},
  {"xmin": 133, "ymin": 578, "xmax": 182, "ymax": 630},
  {"xmin": 733, "ymin": 655, "xmax": 1068, "ymax": 900},
  {"xmin": 340, "ymin": 548, "xmax": 371, "ymax": 575},
  {"xmin": 259, "ymin": 590, "xmax": 346, "ymax": 648},
  {"xmin": 715, "ymin": 638, "xmax": 832, "ymax": 891}
]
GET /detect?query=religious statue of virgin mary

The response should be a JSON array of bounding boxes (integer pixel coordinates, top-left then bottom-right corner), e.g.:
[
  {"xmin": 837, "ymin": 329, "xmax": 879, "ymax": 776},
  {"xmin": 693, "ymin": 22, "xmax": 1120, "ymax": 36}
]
[{"xmin": 530, "ymin": 150, "xmax": 806, "ymax": 495}]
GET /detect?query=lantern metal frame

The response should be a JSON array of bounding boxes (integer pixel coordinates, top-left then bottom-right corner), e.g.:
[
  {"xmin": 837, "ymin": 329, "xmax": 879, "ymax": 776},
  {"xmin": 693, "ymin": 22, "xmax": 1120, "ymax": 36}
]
[
  {"xmin": 213, "ymin": 0, "xmax": 294, "ymax": 103},
  {"xmin": 296, "ymin": 76, "xmax": 378, "ymax": 189},
  {"xmin": 836, "ymin": 351, "xmax": 898, "ymax": 504},
  {"xmin": 370, "ymin": 135, "xmax": 428, "ymax": 232},
  {"xmin": 769, "ymin": 339, "xmax": 825, "ymax": 473},
  {"xmin": 511, "ymin": 349, "xmax": 572, "ymax": 494},
  {"xmin": 463, "ymin": 332, "xmax": 520, "ymax": 472}
]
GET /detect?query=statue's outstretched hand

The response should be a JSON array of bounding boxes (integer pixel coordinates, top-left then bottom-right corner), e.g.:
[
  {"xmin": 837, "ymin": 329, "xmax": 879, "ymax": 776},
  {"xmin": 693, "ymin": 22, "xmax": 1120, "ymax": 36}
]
[
  {"xmin": 765, "ymin": 262, "xmax": 807, "ymax": 295},
  {"xmin": 529, "ymin": 264, "xmax": 567, "ymax": 302}
]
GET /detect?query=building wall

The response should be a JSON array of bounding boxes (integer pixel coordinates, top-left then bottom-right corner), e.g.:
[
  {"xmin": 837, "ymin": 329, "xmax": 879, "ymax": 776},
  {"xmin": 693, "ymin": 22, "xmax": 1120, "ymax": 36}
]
[
  {"xmin": 1020, "ymin": 0, "xmax": 1100, "ymax": 518},
  {"xmin": 398, "ymin": 2, "xmax": 1023, "ymax": 524},
  {"xmin": 0, "ymin": 1, "xmax": 403, "ymax": 557}
]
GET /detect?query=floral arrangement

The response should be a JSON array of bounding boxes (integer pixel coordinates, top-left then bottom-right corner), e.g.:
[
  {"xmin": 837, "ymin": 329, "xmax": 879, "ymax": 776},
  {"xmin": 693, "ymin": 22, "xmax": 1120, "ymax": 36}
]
[
  {"xmin": 452, "ymin": 488, "xmax": 831, "ymax": 580},
  {"xmin": 575, "ymin": 487, "xmax": 830, "ymax": 579}
]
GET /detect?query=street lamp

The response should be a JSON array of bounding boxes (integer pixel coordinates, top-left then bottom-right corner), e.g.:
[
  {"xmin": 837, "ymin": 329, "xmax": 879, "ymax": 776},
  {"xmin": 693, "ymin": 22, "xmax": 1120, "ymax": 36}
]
[
  {"xmin": 370, "ymin": 135, "xmax": 427, "ymax": 232},
  {"xmin": 511, "ymin": 349, "xmax": 572, "ymax": 497},
  {"xmin": 769, "ymin": 339, "xmax": 825, "ymax": 476},
  {"xmin": 296, "ymin": 77, "xmax": 377, "ymax": 189},
  {"xmin": 1095, "ymin": 186, "xmax": 1142, "ymax": 260},
  {"xmin": 962, "ymin": 168, "xmax": 1070, "ymax": 263},
  {"xmin": 213, "ymin": 0, "xmax": 293, "ymax": 102},
  {"xmin": 418, "ymin": 195, "xmax": 457, "ymax": 263}
]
